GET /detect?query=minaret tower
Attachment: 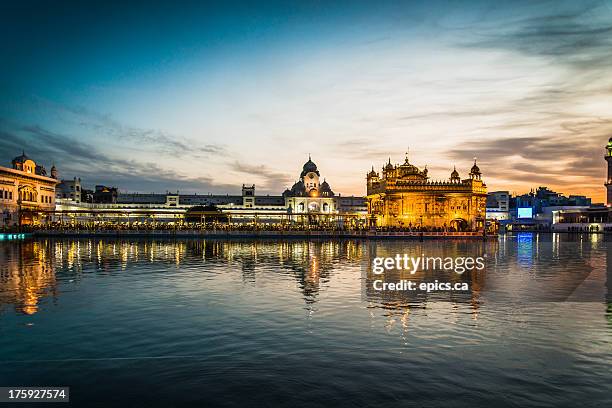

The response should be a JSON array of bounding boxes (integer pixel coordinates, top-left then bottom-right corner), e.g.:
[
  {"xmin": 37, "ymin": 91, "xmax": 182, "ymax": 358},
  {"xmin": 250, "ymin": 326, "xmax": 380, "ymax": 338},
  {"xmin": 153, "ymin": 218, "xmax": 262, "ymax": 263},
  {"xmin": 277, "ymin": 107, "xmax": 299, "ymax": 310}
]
[{"xmin": 606, "ymin": 137, "xmax": 612, "ymax": 206}]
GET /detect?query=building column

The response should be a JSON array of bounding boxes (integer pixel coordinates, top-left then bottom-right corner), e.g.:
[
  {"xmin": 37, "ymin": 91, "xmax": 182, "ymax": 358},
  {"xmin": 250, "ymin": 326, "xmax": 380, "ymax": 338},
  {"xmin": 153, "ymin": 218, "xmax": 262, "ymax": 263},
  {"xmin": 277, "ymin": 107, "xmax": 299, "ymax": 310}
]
[{"xmin": 606, "ymin": 143, "xmax": 612, "ymax": 206}]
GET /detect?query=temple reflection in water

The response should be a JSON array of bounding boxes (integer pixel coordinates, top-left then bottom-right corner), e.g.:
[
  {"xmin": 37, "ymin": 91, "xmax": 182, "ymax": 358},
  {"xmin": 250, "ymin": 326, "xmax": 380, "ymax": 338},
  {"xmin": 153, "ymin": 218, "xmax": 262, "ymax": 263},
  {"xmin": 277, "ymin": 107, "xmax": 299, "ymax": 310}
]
[
  {"xmin": 1, "ymin": 235, "xmax": 611, "ymax": 319},
  {"xmin": 0, "ymin": 238, "xmax": 368, "ymax": 314},
  {"xmin": 0, "ymin": 240, "xmax": 57, "ymax": 315}
]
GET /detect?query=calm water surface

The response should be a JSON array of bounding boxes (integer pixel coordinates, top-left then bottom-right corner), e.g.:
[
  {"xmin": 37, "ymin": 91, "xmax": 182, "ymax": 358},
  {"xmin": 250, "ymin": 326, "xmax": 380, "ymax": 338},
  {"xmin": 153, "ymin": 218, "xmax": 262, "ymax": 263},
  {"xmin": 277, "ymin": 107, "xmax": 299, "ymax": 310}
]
[{"xmin": 0, "ymin": 234, "xmax": 611, "ymax": 407}]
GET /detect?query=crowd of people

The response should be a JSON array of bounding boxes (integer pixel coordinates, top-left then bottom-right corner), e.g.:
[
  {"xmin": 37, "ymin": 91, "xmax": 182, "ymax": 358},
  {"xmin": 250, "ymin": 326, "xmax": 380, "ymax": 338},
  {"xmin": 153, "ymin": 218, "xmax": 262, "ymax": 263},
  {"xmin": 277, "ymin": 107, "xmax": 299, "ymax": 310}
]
[{"xmin": 4, "ymin": 221, "xmax": 483, "ymax": 234}]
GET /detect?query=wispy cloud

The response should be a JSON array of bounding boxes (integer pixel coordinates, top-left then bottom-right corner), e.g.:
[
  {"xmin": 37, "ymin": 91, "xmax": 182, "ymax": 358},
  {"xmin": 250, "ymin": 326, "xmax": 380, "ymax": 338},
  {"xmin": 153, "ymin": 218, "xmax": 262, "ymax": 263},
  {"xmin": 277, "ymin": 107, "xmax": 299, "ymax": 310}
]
[
  {"xmin": 477, "ymin": 5, "xmax": 611, "ymax": 63},
  {"xmin": 332, "ymin": 139, "xmax": 401, "ymax": 161},
  {"xmin": 0, "ymin": 123, "xmax": 236, "ymax": 194},
  {"xmin": 450, "ymin": 129, "xmax": 608, "ymax": 197},
  {"xmin": 231, "ymin": 161, "xmax": 293, "ymax": 190},
  {"xmin": 34, "ymin": 98, "xmax": 226, "ymax": 158},
  {"xmin": 427, "ymin": 0, "xmax": 612, "ymax": 200}
]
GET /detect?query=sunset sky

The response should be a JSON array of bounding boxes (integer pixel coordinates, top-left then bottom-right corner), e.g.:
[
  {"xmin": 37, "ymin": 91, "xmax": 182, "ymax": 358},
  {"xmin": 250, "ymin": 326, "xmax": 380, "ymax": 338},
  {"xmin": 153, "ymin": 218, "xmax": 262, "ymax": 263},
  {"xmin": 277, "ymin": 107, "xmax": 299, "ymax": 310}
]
[{"xmin": 1, "ymin": 0, "xmax": 612, "ymax": 202}]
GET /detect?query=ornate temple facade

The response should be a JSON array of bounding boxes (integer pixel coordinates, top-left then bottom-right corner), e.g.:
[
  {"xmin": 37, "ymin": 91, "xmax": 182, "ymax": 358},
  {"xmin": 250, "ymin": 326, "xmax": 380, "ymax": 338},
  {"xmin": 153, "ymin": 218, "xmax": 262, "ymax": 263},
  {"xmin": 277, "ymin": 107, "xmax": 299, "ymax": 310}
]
[
  {"xmin": 0, "ymin": 152, "xmax": 59, "ymax": 227},
  {"xmin": 54, "ymin": 156, "xmax": 367, "ymax": 226},
  {"xmin": 283, "ymin": 156, "xmax": 337, "ymax": 214},
  {"xmin": 366, "ymin": 155, "xmax": 487, "ymax": 231}
]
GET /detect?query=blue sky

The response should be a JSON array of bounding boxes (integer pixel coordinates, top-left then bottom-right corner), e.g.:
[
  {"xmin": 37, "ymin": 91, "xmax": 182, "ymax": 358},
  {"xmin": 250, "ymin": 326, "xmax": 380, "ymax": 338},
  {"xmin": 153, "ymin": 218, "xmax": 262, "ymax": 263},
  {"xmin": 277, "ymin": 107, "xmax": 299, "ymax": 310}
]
[{"xmin": 1, "ymin": 0, "xmax": 612, "ymax": 201}]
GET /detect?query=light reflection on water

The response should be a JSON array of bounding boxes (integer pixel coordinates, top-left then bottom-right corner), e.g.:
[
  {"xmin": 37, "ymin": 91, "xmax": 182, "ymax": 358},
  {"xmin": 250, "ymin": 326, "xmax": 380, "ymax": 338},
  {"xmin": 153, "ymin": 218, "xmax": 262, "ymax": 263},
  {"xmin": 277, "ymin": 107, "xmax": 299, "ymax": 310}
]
[{"xmin": 0, "ymin": 235, "xmax": 611, "ymax": 407}]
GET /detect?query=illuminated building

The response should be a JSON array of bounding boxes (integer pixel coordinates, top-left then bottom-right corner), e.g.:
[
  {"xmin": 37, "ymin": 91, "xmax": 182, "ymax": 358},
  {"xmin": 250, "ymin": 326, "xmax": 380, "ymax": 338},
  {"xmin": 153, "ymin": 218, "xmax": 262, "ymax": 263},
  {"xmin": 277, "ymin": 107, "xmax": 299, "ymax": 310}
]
[
  {"xmin": 366, "ymin": 154, "xmax": 487, "ymax": 230},
  {"xmin": 282, "ymin": 156, "xmax": 338, "ymax": 214},
  {"xmin": 503, "ymin": 187, "xmax": 592, "ymax": 231},
  {"xmin": 486, "ymin": 191, "xmax": 510, "ymax": 221},
  {"xmin": 0, "ymin": 152, "xmax": 59, "ymax": 227},
  {"xmin": 56, "ymin": 177, "xmax": 82, "ymax": 203},
  {"xmin": 53, "ymin": 156, "xmax": 367, "ymax": 225},
  {"xmin": 551, "ymin": 137, "xmax": 612, "ymax": 232}
]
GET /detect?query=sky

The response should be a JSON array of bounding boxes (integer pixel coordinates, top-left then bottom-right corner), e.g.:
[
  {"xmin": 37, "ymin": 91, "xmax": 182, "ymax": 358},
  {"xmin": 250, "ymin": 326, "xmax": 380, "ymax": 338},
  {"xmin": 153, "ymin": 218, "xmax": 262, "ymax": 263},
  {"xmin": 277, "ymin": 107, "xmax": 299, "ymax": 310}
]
[{"xmin": 1, "ymin": 0, "xmax": 612, "ymax": 202}]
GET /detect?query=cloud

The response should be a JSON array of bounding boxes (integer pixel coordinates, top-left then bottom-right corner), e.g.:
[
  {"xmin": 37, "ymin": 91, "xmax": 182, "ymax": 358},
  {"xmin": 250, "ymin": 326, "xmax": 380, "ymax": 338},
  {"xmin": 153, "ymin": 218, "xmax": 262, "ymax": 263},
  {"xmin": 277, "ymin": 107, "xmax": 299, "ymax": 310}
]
[
  {"xmin": 3, "ymin": 1, "xmax": 612, "ymax": 202},
  {"xmin": 0, "ymin": 123, "xmax": 237, "ymax": 194},
  {"xmin": 450, "ymin": 1, "xmax": 612, "ymax": 119},
  {"xmin": 432, "ymin": 1, "xmax": 612, "ymax": 201},
  {"xmin": 332, "ymin": 139, "xmax": 401, "ymax": 161},
  {"xmin": 449, "ymin": 128, "xmax": 608, "ymax": 196},
  {"xmin": 397, "ymin": 106, "xmax": 513, "ymax": 122},
  {"xmin": 231, "ymin": 161, "xmax": 293, "ymax": 190},
  {"xmin": 459, "ymin": 2, "xmax": 612, "ymax": 69},
  {"xmin": 34, "ymin": 98, "xmax": 226, "ymax": 157}
]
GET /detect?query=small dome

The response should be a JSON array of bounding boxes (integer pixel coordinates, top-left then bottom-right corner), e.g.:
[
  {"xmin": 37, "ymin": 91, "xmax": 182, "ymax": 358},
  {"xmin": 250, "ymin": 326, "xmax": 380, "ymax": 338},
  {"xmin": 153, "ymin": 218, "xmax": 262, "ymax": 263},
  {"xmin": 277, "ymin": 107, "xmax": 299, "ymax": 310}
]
[
  {"xmin": 399, "ymin": 162, "xmax": 419, "ymax": 174},
  {"xmin": 287, "ymin": 180, "xmax": 306, "ymax": 196},
  {"xmin": 470, "ymin": 160, "xmax": 481, "ymax": 174},
  {"xmin": 319, "ymin": 179, "xmax": 334, "ymax": 197},
  {"xmin": 384, "ymin": 158, "xmax": 394, "ymax": 171},
  {"xmin": 12, "ymin": 151, "xmax": 30, "ymax": 163},
  {"xmin": 451, "ymin": 166, "xmax": 459, "ymax": 179},
  {"xmin": 300, "ymin": 155, "xmax": 320, "ymax": 178},
  {"xmin": 367, "ymin": 166, "xmax": 377, "ymax": 178},
  {"xmin": 303, "ymin": 159, "xmax": 317, "ymax": 173}
]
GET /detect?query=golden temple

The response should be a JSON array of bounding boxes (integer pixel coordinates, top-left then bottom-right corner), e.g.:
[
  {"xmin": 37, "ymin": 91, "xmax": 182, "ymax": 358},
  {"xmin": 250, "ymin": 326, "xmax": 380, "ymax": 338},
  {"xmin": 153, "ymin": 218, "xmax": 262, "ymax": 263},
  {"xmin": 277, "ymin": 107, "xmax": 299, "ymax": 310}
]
[{"xmin": 366, "ymin": 154, "xmax": 487, "ymax": 231}]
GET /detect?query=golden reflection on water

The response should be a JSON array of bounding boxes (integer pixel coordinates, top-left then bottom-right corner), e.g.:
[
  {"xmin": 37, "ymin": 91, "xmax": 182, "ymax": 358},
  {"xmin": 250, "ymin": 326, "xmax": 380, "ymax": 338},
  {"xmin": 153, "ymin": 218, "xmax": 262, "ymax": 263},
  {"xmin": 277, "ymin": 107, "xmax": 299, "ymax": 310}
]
[
  {"xmin": 1, "ymin": 235, "xmax": 610, "ymax": 318},
  {"xmin": 0, "ymin": 239, "xmax": 366, "ymax": 314},
  {"xmin": 0, "ymin": 241, "xmax": 57, "ymax": 315}
]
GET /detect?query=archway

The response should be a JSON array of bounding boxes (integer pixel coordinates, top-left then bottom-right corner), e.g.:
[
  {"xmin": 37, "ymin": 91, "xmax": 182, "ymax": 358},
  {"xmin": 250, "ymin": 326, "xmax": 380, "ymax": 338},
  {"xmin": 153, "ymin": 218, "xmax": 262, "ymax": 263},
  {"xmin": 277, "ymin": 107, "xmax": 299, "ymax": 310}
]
[
  {"xmin": 450, "ymin": 218, "xmax": 468, "ymax": 232},
  {"xmin": 19, "ymin": 185, "xmax": 37, "ymax": 203}
]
